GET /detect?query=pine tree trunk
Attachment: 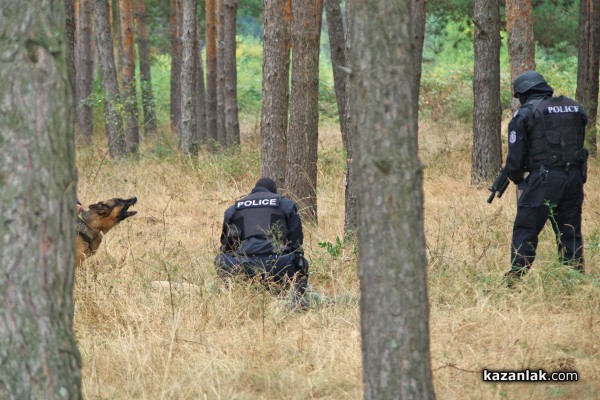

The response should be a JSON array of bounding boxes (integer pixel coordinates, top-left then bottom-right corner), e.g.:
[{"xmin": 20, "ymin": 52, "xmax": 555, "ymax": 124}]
[
  {"xmin": 505, "ymin": 0, "xmax": 535, "ymax": 113},
  {"xmin": 576, "ymin": 0, "xmax": 600, "ymax": 155},
  {"xmin": 260, "ymin": 0, "xmax": 291, "ymax": 188},
  {"xmin": 94, "ymin": 0, "xmax": 126, "ymax": 158},
  {"xmin": 195, "ymin": 18, "xmax": 209, "ymax": 145},
  {"xmin": 325, "ymin": 0, "xmax": 356, "ymax": 234},
  {"xmin": 75, "ymin": 0, "xmax": 95, "ymax": 143},
  {"xmin": 285, "ymin": 0, "xmax": 323, "ymax": 223},
  {"xmin": 472, "ymin": 0, "xmax": 502, "ymax": 184},
  {"xmin": 0, "ymin": 3, "xmax": 82, "ymax": 397},
  {"xmin": 205, "ymin": 0, "xmax": 219, "ymax": 143},
  {"xmin": 180, "ymin": 0, "xmax": 199, "ymax": 155},
  {"xmin": 216, "ymin": 0, "xmax": 228, "ymax": 145},
  {"xmin": 350, "ymin": 1, "xmax": 436, "ymax": 398},
  {"xmin": 170, "ymin": 0, "xmax": 183, "ymax": 134},
  {"xmin": 223, "ymin": 0, "xmax": 240, "ymax": 146},
  {"xmin": 134, "ymin": 0, "xmax": 158, "ymax": 136},
  {"xmin": 118, "ymin": 0, "xmax": 139, "ymax": 154}
]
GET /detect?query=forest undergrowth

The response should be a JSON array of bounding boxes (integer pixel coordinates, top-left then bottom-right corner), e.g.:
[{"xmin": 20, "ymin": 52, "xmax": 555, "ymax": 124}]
[{"xmin": 74, "ymin": 118, "xmax": 600, "ymax": 399}]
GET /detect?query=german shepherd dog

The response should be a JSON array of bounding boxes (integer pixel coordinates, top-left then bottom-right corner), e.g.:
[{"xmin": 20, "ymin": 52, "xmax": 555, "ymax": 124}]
[{"xmin": 76, "ymin": 197, "xmax": 137, "ymax": 267}]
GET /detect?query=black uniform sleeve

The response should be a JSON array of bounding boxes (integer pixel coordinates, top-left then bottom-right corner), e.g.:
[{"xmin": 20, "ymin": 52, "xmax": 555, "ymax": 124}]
[
  {"xmin": 219, "ymin": 206, "xmax": 236, "ymax": 251},
  {"xmin": 283, "ymin": 200, "xmax": 303, "ymax": 252},
  {"xmin": 505, "ymin": 109, "xmax": 530, "ymax": 184}
]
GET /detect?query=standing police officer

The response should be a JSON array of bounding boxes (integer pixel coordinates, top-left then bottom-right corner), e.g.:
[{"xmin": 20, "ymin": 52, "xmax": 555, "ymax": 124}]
[
  {"xmin": 504, "ymin": 70, "xmax": 588, "ymax": 285},
  {"xmin": 214, "ymin": 177, "xmax": 309, "ymax": 308}
]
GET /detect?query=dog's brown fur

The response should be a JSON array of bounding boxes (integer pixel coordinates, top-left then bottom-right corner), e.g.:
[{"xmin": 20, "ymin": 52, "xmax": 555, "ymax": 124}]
[{"xmin": 76, "ymin": 197, "xmax": 137, "ymax": 267}]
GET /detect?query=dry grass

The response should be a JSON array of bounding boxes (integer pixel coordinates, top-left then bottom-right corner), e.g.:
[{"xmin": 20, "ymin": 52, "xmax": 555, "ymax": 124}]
[{"xmin": 75, "ymin": 120, "xmax": 600, "ymax": 399}]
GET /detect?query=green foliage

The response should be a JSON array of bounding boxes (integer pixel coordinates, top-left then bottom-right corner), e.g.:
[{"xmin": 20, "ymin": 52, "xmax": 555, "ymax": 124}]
[
  {"xmin": 149, "ymin": 54, "xmax": 172, "ymax": 127},
  {"xmin": 532, "ymin": 0, "xmax": 579, "ymax": 50},
  {"xmin": 318, "ymin": 234, "xmax": 355, "ymax": 259}
]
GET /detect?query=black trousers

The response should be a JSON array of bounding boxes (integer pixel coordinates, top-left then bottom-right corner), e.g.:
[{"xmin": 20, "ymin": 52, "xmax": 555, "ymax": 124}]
[
  {"xmin": 511, "ymin": 167, "xmax": 584, "ymax": 272},
  {"xmin": 214, "ymin": 252, "xmax": 308, "ymax": 294}
]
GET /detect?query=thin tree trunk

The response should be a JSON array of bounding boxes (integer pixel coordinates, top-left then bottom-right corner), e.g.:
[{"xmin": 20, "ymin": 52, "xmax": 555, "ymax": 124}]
[
  {"xmin": 285, "ymin": 0, "xmax": 323, "ymax": 223},
  {"xmin": 0, "ymin": 2, "xmax": 82, "ymax": 397},
  {"xmin": 170, "ymin": 0, "xmax": 183, "ymax": 134},
  {"xmin": 195, "ymin": 18, "xmax": 209, "ymax": 145},
  {"xmin": 118, "ymin": 0, "xmax": 139, "ymax": 154},
  {"xmin": 94, "ymin": 0, "xmax": 126, "ymax": 158},
  {"xmin": 134, "ymin": 0, "xmax": 158, "ymax": 136},
  {"xmin": 472, "ymin": 0, "xmax": 502, "ymax": 184},
  {"xmin": 223, "ymin": 0, "xmax": 240, "ymax": 146},
  {"xmin": 576, "ymin": 0, "xmax": 600, "ymax": 155},
  {"xmin": 180, "ymin": 0, "xmax": 199, "ymax": 155},
  {"xmin": 505, "ymin": 0, "xmax": 535, "ymax": 113},
  {"xmin": 325, "ymin": 0, "xmax": 356, "ymax": 234},
  {"xmin": 412, "ymin": 0, "xmax": 427, "ymax": 101},
  {"xmin": 205, "ymin": 0, "xmax": 219, "ymax": 143},
  {"xmin": 216, "ymin": 0, "xmax": 227, "ymax": 145},
  {"xmin": 350, "ymin": 1, "xmax": 436, "ymax": 397},
  {"xmin": 75, "ymin": 0, "xmax": 95, "ymax": 143},
  {"xmin": 260, "ymin": 0, "xmax": 291, "ymax": 188}
]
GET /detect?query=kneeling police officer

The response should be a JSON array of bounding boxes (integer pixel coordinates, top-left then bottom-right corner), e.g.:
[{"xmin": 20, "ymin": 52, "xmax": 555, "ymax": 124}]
[{"xmin": 214, "ymin": 177, "xmax": 309, "ymax": 308}]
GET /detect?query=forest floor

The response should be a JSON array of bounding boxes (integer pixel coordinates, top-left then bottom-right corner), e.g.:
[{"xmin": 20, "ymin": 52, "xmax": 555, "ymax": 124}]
[{"xmin": 74, "ymin": 117, "xmax": 600, "ymax": 399}]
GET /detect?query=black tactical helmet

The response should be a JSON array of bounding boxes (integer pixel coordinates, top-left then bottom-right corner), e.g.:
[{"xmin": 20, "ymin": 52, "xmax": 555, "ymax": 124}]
[{"xmin": 512, "ymin": 70, "xmax": 547, "ymax": 98}]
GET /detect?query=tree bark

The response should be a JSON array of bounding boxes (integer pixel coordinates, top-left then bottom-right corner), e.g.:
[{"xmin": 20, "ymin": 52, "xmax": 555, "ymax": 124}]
[
  {"xmin": 93, "ymin": 0, "xmax": 126, "ymax": 158},
  {"xmin": 216, "ymin": 0, "xmax": 227, "ymax": 145},
  {"xmin": 118, "ymin": 0, "xmax": 139, "ymax": 154},
  {"xmin": 180, "ymin": 0, "xmax": 199, "ymax": 155},
  {"xmin": 325, "ymin": 0, "xmax": 357, "ymax": 234},
  {"xmin": 472, "ymin": 0, "xmax": 502, "ymax": 184},
  {"xmin": 195, "ymin": 18, "xmax": 209, "ymax": 145},
  {"xmin": 75, "ymin": 0, "xmax": 95, "ymax": 143},
  {"xmin": 505, "ymin": 0, "xmax": 535, "ymax": 113},
  {"xmin": 0, "ymin": 2, "xmax": 82, "ymax": 397},
  {"xmin": 576, "ymin": 0, "xmax": 600, "ymax": 155},
  {"xmin": 350, "ymin": 1, "xmax": 436, "ymax": 398},
  {"xmin": 285, "ymin": 0, "xmax": 323, "ymax": 223},
  {"xmin": 260, "ymin": 0, "xmax": 291, "ymax": 187},
  {"xmin": 170, "ymin": 0, "xmax": 183, "ymax": 134},
  {"xmin": 205, "ymin": 0, "xmax": 219, "ymax": 143},
  {"xmin": 412, "ymin": 0, "xmax": 427, "ymax": 101},
  {"xmin": 222, "ymin": 0, "xmax": 241, "ymax": 147},
  {"xmin": 134, "ymin": 0, "xmax": 158, "ymax": 137}
]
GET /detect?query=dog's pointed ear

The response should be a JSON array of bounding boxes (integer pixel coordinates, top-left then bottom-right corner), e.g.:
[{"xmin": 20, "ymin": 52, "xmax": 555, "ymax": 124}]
[{"xmin": 89, "ymin": 202, "xmax": 110, "ymax": 215}]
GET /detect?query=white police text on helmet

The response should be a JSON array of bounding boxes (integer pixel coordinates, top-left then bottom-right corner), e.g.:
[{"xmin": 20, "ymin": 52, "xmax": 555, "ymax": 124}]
[
  {"xmin": 546, "ymin": 105, "xmax": 579, "ymax": 113},
  {"xmin": 237, "ymin": 198, "xmax": 278, "ymax": 208}
]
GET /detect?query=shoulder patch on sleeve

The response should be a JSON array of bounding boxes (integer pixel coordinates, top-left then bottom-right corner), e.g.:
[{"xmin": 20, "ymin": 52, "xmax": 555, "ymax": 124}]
[{"xmin": 509, "ymin": 131, "xmax": 517, "ymax": 144}]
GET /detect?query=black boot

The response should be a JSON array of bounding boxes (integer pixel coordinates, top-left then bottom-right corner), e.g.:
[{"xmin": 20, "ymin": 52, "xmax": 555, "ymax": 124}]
[{"xmin": 503, "ymin": 266, "xmax": 528, "ymax": 289}]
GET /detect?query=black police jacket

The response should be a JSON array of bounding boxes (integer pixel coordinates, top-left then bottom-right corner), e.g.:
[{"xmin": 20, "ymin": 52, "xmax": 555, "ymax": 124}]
[{"xmin": 219, "ymin": 187, "xmax": 303, "ymax": 255}]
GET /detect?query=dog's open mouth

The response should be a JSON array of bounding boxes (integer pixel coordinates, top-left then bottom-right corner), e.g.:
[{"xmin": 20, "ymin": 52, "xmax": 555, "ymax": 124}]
[{"xmin": 120, "ymin": 197, "xmax": 138, "ymax": 220}]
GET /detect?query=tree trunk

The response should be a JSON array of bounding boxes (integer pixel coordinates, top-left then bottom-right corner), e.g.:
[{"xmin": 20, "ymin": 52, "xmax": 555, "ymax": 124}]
[
  {"xmin": 350, "ymin": 1, "xmax": 436, "ymax": 398},
  {"xmin": 118, "ymin": 0, "xmax": 139, "ymax": 154},
  {"xmin": 94, "ymin": 0, "xmax": 126, "ymax": 158},
  {"xmin": 216, "ymin": 0, "xmax": 228, "ymax": 145},
  {"xmin": 285, "ymin": 0, "xmax": 323, "ymax": 223},
  {"xmin": 205, "ymin": 0, "xmax": 219, "ymax": 143},
  {"xmin": 180, "ymin": 0, "xmax": 199, "ymax": 155},
  {"xmin": 223, "ymin": 0, "xmax": 241, "ymax": 146},
  {"xmin": 0, "ymin": 2, "xmax": 82, "ymax": 397},
  {"xmin": 576, "ymin": 0, "xmax": 600, "ymax": 155},
  {"xmin": 472, "ymin": 0, "xmax": 502, "ymax": 184},
  {"xmin": 505, "ymin": 0, "xmax": 535, "ymax": 113},
  {"xmin": 412, "ymin": 0, "xmax": 427, "ymax": 101},
  {"xmin": 195, "ymin": 18, "xmax": 209, "ymax": 145},
  {"xmin": 260, "ymin": 0, "xmax": 292, "ymax": 187},
  {"xmin": 170, "ymin": 0, "xmax": 183, "ymax": 134},
  {"xmin": 75, "ymin": 0, "xmax": 95, "ymax": 143},
  {"xmin": 325, "ymin": 0, "xmax": 356, "ymax": 234},
  {"xmin": 134, "ymin": 0, "xmax": 158, "ymax": 136}
]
